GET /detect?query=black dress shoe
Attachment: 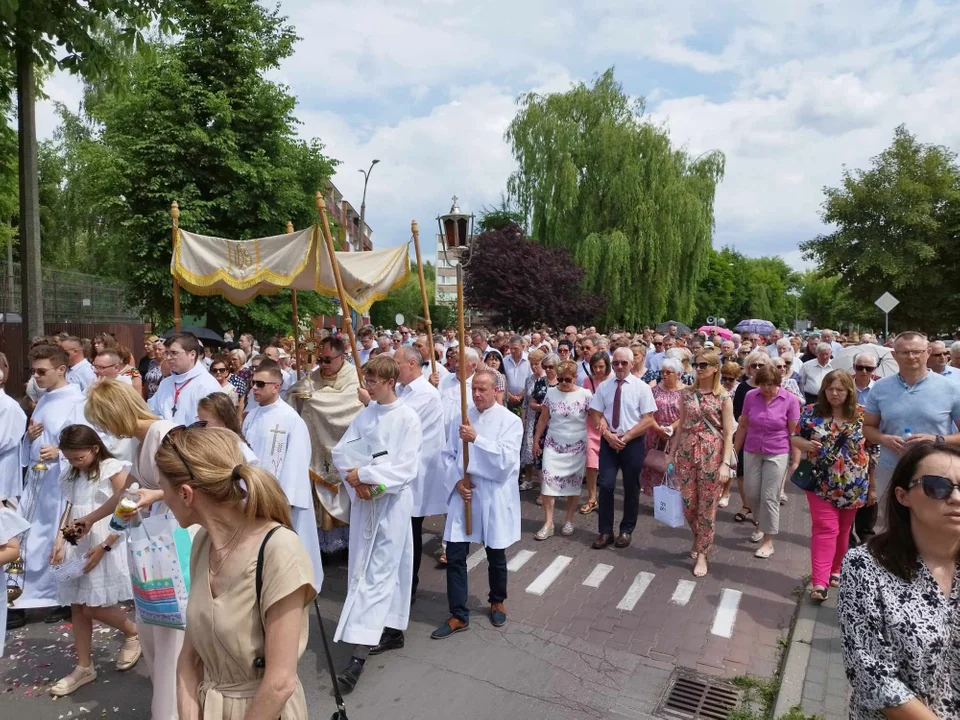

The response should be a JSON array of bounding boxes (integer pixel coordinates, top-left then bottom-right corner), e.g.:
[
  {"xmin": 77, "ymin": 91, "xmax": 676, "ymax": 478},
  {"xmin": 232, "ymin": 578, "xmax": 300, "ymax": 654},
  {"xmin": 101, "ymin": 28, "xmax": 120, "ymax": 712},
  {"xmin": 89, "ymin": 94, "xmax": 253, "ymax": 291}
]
[
  {"xmin": 6, "ymin": 609, "xmax": 26, "ymax": 629},
  {"xmin": 614, "ymin": 533, "xmax": 632, "ymax": 548},
  {"xmin": 592, "ymin": 533, "xmax": 614, "ymax": 549},
  {"xmin": 336, "ymin": 657, "xmax": 365, "ymax": 693},
  {"xmin": 44, "ymin": 606, "xmax": 71, "ymax": 624},
  {"xmin": 369, "ymin": 630, "xmax": 405, "ymax": 656}
]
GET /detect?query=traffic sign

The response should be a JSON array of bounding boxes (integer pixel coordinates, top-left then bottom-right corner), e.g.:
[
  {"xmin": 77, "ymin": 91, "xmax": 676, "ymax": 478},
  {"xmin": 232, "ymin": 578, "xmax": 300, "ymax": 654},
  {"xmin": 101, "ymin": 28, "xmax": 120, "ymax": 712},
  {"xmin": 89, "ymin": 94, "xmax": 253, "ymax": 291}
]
[{"xmin": 874, "ymin": 292, "xmax": 899, "ymax": 314}]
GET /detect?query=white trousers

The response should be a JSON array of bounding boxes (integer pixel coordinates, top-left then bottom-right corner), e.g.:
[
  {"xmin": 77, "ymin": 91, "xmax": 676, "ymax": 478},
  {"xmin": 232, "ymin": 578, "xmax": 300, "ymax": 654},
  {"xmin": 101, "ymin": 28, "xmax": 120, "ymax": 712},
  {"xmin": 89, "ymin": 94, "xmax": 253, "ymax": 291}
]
[{"xmin": 137, "ymin": 617, "xmax": 184, "ymax": 720}]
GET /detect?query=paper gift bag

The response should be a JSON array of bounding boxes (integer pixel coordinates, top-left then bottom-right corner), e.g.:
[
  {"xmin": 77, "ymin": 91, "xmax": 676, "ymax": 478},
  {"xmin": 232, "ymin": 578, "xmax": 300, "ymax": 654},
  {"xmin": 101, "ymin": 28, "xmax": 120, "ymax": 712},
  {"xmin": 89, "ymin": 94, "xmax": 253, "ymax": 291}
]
[
  {"xmin": 654, "ymin": 484, "xmax": 685, "ymax": 528},
  {"xmin": 127, "ymin": 513, "xmax": 192, "ymax": 629}
]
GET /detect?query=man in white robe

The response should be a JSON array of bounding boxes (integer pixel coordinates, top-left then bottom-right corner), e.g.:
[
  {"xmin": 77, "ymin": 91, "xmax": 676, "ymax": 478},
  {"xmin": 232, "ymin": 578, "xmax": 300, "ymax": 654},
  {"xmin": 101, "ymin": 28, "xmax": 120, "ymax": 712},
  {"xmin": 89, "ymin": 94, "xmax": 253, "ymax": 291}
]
[
  {"xmin": 331, "ymin": 356, "xmax": 422, "ymax": 692},
  {"xmin": 394, "ymin": 347, "xmax": 446, "ymax": 599},
  {"xmin": 61, "ymin": 336, "xmax": 96, "ymax": 391},
  {"xmin": 148, "ymin": 332, "xmax": 221, "ymax": 425},
  {"xmin": 12, "ymin": 343, "xmax": 86, "ymax": 623},
  {"xmin": 436, "ymin": 346, "xmax": 478, "ymax": 427},
  {"xmin": 431, "ymin": 369, "xmax": 522, "ymax": 639},
  {"xmin": 242, "ymin": 359, "xmax": 323, "ymax": 589},
  {"xmin": 417, "ymin": 334, "xmax": 448, "ymax": 383},
  {"xmin": 0, "ymin": 365, "xmax": 27, "ymax": 503}
]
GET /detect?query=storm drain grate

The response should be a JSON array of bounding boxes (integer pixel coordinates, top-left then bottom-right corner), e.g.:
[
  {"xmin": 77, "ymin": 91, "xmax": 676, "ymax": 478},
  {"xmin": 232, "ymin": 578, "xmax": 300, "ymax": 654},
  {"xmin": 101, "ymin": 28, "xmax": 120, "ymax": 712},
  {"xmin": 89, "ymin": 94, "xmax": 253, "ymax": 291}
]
[{"xmin": 657, "ymin": 674, "xmax": 741, "ymax": 720}]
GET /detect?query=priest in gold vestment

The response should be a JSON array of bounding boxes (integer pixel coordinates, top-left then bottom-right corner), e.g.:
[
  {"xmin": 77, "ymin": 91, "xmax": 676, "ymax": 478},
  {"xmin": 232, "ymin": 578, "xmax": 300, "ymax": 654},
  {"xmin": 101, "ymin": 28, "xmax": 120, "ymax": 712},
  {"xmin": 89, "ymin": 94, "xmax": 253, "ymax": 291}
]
[{"xmin": 289, "ymin": 335, "xmax": 363, "ymax": 553}]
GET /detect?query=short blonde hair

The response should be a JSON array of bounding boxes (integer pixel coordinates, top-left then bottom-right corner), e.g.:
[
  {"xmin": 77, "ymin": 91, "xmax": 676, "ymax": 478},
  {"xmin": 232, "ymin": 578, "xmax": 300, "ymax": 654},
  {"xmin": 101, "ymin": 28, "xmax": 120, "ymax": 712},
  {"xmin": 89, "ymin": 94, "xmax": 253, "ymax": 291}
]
[
  {"xmin": 527, "ymin": 349, "xmax": 545, "ymax": 367},
  {"xmin": 744, "ymin": 351, "xmax": 771, "ymax": 377},
  {"xmin": 86, "ymin": 380, "xmax": 159, "ymax": 438}
]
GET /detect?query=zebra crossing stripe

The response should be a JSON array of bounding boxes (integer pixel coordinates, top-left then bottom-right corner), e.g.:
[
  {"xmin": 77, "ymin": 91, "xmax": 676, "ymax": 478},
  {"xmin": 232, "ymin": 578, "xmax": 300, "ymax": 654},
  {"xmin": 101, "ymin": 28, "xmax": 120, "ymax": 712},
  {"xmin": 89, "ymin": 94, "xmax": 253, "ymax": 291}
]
[
  {"xmin": 616, "ymin": 572, "xmax": 655, "ymax": 611},
  {"xmin": 525, "ymin": 555, "xmax": 572, "ymax": 596},
  {"xmin": 466, "ymin": 547, "xmax": 487, "ymax": 571},
  {"xmin": 670, "ymin": 579, "xmax": 696, "ymax": 606},
  {"xmin": 582, "ymin": 563, "xmax": 614, "ymax": 588},
  {"xmin": 507, "ymin": 549, "xmax": 536, "ymax": 572},
  {"xmin": 711, "ymin": 589, "xmax": 742, "ymax": 638}
]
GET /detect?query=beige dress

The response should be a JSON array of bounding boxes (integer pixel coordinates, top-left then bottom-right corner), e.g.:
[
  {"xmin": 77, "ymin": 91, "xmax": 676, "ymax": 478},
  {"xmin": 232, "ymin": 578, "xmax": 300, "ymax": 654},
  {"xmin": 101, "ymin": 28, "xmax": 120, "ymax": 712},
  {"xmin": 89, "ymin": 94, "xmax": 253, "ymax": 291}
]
[{"xmin": 188, "ymin": 525, "xmax": 317, "ymax": 719}]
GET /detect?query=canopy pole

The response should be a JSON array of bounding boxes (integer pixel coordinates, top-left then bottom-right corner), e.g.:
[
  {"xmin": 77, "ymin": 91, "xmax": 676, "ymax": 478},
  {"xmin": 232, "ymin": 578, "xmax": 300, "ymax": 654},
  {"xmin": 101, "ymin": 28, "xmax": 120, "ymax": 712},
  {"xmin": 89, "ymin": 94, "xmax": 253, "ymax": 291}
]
[
  {"xmin": 286, "ymin": 220, "xmax": 301, "ymax": 380},
  {"xmin": 315, "ymin": 191, "xmax": 363, "ymax": 382},
  {"xmin": 456, "ymin": 264, "xmax": 472, "ymax": 535},
  {"xmin": 171, "ymin": 201, "xmax": 181, "ymax": 332},
  {"xmin": 410, "ymin": 220, "xmax": 435, "ymax": 375}
]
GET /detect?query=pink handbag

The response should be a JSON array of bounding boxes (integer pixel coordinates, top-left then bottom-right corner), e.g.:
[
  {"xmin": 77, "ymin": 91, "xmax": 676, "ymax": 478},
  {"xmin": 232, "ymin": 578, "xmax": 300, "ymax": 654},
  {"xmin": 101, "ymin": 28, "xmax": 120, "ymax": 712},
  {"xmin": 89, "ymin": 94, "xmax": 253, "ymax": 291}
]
[{"xmin": 644, "ymin": 448, "xmax": 670, "ymax": 474}]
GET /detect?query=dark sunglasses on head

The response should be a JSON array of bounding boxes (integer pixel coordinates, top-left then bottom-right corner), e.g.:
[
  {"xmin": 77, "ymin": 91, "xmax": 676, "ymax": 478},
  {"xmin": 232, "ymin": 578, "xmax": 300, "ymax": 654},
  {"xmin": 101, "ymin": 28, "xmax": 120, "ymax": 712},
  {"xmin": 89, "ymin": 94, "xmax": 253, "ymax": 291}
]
[
  {"xmin": 161, "ymin": 421, "xmax": 208, "ymax": 483},
  {"xmin": 854, "ymin": 365, "xmax": 876, "ymax": 373},
  {"xmin": 908, "ymin": 474, "xmax": 960, "ymax": 500},
  {"xmin": 693, "ymin": 362, "xmax": 714, "ymax": 370},
  {"xmin": 251, "ymin": 380, "xmax": 279, "ymax": 389}
]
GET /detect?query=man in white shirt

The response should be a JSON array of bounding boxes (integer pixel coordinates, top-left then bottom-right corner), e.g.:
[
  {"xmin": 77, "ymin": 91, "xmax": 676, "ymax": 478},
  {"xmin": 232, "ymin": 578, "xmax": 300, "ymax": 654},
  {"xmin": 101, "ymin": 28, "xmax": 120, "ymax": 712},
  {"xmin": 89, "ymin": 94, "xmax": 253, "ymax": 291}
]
[
  {"xmin": 928, "ymin": 340, "xmax": 960, "ymax": 382},
  {"xmin": 502, "ymin": 335, "xmax": 531, "ymax": 411},
  {"xmin": 443, "ymin": 327, "xmax": 459, "ymax": 350},
  {"xmin": 646, "ymin": 334, "xmax": 666, "ymax": 374},
  {"xmin": 431, "ymin": 369, "xmax": 522, "ymax": 639},
  {"xmin": 576, "ymin": 335, "xmax": 599, "ymax": 384},
  {"xmin": 471, "ymin": 329, "xmax": 492, "ymax": 359},
  {"xmin": 377, "ymin": 334, "xmax": 395, "ymax": 357},
  {"xmin": 357, "ymin": 328, "xmax": 376, "ymax": 366},
  {"xmin": 821, "ymin": 329, "xmax": 844, "ymax": 357},
  {"xmin": 765, "ymin": 329, "xmax": 783, "ymax": 358},
  {"xmin": 61, "ymin": 336, "xmax": 96, "ymax": 391},
  {"xmin": 588, "ymin": 347, "xmax": 657, "ymax": 550},
  {"xmin": 148, "ymin": 332, "xmax": 222, "ymax": 425},
  {"xmin": 394, "ymin": 347, "xmax": 446, "ymax": 600},
  {"xmin": 799, "ymin": 343, "xmax": 834, "ymax": 404}
]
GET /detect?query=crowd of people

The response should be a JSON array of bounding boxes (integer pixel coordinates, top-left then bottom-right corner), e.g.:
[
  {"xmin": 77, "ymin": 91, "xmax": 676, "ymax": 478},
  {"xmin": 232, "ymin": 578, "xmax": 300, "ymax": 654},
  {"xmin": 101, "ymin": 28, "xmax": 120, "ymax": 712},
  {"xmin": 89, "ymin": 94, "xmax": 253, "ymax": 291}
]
[{"xmin": 1, "ymin": 321, "xmax": 959, "ymax": 718}]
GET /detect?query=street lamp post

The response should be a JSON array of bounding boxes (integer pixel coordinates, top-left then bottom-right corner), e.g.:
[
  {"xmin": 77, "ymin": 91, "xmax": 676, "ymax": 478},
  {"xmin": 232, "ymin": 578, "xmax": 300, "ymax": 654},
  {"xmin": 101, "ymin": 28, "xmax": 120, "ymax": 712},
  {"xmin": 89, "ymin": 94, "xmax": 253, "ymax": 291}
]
[{"xmin": 357, "ymin": 159, "xmax": 380, "ymax": 251}]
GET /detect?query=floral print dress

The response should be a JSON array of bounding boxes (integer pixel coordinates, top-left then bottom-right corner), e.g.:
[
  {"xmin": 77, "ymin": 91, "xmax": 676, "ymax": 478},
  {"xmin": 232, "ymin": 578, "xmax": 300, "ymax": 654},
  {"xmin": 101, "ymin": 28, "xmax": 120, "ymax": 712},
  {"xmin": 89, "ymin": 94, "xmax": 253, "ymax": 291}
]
[
  {"xmin": 520, "ymin": 373, "xmax": 541, "ymax": 466},
  {"xmin": 641, "ymin": 384, "xmax": 682, "ymax": 495},
  {"xmin": 541, "ymin": 386, "xmax": 593, "ymax": 496},
  {"xmin": 795, "ymin": 405, "xmax": 877, "ymax": 509}
]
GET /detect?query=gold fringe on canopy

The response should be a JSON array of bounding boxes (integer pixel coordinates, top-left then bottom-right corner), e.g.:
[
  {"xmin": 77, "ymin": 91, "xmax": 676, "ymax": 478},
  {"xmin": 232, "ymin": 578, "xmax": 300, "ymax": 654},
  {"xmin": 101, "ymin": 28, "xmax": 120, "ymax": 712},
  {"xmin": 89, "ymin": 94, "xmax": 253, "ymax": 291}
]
[{"xmin": 172, "ymin": 224, "xmax": 409, "ymax": 312}]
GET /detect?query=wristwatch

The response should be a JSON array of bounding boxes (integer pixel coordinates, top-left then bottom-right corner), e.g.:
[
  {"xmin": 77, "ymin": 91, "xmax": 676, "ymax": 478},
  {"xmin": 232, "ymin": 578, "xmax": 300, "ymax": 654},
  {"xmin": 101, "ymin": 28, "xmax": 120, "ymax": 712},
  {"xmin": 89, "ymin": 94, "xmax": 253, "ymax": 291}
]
[
  {"xmin": 936, "ymin": 435, "xmax": 946, "ymax": 446},
  {"xmin": 101, "ymin": 543, "xmax": 112, "ymax": 553}
]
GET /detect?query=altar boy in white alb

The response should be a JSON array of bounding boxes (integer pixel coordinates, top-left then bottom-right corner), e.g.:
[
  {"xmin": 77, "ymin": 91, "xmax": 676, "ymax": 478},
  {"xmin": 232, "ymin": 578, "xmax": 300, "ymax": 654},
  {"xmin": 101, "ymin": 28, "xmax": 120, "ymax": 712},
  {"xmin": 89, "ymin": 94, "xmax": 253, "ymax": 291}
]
[
  {"xmin": 242, "ymin": 359, "xmax": 323, "ymax": 590},
  {"xmin": 148, "ymin": 332, "xmax": 221, "ymax": 426},
  {"xmin": 431, "ymin": 369, "xmax": 522, "ymax": 640},
  {"xmin": 393, "ymin": 347, "xmax": 447, "ymax": 599},
  {"xmin": 331, "ymin": 356, "xmax": 422, "ymax": 693}
]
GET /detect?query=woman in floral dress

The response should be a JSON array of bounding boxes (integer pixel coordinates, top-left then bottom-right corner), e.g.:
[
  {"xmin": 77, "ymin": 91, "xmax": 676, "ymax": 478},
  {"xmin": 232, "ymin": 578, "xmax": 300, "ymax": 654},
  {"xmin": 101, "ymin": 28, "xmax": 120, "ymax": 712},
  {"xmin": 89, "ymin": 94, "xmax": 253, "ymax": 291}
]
[
  {"xmin": 519, "ymin": 349, "xmax": 545, "ymax": 491},
  {"xmin": 667, "ymin": 351, "xmax": 735, "ymax": 577},
  {"xmin": 641, "ymin": 358, "xmax": 684, "ymax": 495},
  {"xmin": 532, "ymin": 360, "xmax": 592, "ymax": 539},
  {"xmin": 792, "ymin": 370, "xmax": 877, "ymax": 602}
]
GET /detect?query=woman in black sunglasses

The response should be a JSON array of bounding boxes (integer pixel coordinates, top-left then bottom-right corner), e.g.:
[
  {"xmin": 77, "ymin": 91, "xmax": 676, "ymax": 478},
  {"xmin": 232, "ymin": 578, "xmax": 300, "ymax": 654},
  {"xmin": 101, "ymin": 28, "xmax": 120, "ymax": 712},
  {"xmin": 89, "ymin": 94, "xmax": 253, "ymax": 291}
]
[{"xmin": 838, "ymin": 443, "xmax": 960, "ymax": 720}]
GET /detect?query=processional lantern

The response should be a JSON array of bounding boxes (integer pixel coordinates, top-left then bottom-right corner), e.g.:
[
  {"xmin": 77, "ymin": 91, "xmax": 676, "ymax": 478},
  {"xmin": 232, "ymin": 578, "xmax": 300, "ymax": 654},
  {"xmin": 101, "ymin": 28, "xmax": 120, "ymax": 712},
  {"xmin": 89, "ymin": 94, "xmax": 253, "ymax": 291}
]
[{"xmin": 436, "ymin": 196, "xmax": 475, "ymax": 269}]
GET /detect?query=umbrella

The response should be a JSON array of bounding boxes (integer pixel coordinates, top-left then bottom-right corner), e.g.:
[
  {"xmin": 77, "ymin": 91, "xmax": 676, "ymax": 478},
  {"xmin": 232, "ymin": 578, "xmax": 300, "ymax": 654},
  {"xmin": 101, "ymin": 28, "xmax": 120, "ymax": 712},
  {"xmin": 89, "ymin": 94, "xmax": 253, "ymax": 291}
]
[
  {"xmin": 734, "ymin": 319, "xmax": 776, "ymax": 336},
  {"xmin": 832, "ymin": 343, "xmax": 898, "ymax": 378},
  {"xmin": 161, "ymin": 325, "xmax": 224, "ymax": 344},
  {"xmin": 698, "ymin": 325, "xmax": 733, "ymax": 339},
  {"xmin": 656, "ymin": 320, "xmax": 691, "ymax": 335}
]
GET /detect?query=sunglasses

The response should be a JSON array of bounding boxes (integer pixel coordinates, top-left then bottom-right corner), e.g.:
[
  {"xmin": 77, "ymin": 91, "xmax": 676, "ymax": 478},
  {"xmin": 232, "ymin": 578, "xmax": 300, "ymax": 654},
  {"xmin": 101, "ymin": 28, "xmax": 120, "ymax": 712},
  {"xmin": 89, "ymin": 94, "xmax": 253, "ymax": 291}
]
[
  {"xmin": 558, "ymin": 376, "xmax": 576, "ymax": 383},
  {"xmin": 930, "ymin": 352, "xmax": 949, "ymax": 358},
  {"xmin": 854, "ymin": 365, "xmax": 876, "ymax": 373},
  {"xmin": 611, "ymin": 360, "xmax": 629, "ymax": 367},
  {"xmin": 319, "ymin": 354, "xmax": 343, "ymax": 364},
  {"xmin": 212, "ymin": 367, "xmax": 229, "ymax": 374},
  {"xmin": 653, "ymin": 342, "xmax": 663, "ymax": 347},
  {"xmin": 749, "ymin": 363, "xmax": 765, "ymax": 370},
  {"xmin": 693, "ymin": 362, "xmax": 714, "ymax": 370},
  {"xmin": 251, "ymin": 380, "xmax": 279, "ymax": 389},
  {"xmin": 721, "ymin": 376, "xmax": 737, "ymax": 382},
  {"xmin": 907, "ymin": 474, "xmax": 960, "ymax": 501},
  {"xmin": 542, "ymin": 364, "xmax": 556, "ymax": 370}
]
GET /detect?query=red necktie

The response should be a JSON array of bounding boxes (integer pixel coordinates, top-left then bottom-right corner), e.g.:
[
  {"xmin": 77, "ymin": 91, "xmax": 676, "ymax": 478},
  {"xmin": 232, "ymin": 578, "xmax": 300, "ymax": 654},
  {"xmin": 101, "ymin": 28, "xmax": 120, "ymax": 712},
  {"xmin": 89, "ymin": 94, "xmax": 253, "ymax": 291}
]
[{"xmin": 612, "ymin": 379, "xmax": 624, "ymax": 430}]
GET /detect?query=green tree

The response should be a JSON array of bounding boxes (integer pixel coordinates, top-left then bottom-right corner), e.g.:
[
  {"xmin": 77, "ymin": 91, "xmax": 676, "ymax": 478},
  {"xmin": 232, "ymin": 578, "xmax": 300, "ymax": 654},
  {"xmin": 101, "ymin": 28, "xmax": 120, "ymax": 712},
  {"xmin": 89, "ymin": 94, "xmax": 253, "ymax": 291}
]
[
  {"xmin": 802, "ymin": 125, "xmax": 960, "ymax": 334},
  {"xmin": 505, "ymin": 68, "xmax": 724, "ymax": 329},
  {"xmin": 49, "ymin": 0, "xmax": 339, "ymax": 337},
  {"xmin": 0, "ymin": 0, "xmax": 175, "ymax": 343}
]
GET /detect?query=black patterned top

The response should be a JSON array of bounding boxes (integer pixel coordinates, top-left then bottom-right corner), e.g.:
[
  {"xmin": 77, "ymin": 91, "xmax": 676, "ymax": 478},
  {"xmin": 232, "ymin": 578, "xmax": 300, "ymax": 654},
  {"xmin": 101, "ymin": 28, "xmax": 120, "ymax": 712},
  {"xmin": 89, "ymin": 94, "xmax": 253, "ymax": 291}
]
[{"xmin": 838, "ymin": 545, "xmax": 960, "ymax": 719}]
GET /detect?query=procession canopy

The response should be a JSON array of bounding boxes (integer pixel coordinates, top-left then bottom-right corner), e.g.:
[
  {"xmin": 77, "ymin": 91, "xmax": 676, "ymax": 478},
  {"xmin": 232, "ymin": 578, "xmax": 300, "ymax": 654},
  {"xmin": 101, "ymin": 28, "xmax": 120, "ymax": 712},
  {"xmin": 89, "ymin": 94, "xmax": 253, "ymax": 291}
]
[{"xmin": 172, "ymin": 225, "xmax": 409, "ymax": 311}]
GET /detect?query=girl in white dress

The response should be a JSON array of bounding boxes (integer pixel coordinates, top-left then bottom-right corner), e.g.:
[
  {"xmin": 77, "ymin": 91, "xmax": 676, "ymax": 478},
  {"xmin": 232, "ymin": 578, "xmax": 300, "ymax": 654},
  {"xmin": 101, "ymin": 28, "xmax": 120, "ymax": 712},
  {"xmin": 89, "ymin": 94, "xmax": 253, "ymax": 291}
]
[
  {"xmin": 532, "ymin": 360, "xmax": 593, "ymax": 539},
  {"xmin": 48, "ymin": 424, "xmax": 140, "ymax": 697},
  {"xmin": 0, "ymin": 508, "xmax": 29, "ymax": 656}
]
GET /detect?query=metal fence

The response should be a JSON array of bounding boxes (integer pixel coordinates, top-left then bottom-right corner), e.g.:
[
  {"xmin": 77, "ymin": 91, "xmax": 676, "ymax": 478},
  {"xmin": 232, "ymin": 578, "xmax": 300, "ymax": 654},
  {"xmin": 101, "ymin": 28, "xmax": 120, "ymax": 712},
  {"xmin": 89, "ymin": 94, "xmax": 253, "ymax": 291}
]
[{"xmin": 0, "ymin": 262, "xmax": 142, "ymax": 323}]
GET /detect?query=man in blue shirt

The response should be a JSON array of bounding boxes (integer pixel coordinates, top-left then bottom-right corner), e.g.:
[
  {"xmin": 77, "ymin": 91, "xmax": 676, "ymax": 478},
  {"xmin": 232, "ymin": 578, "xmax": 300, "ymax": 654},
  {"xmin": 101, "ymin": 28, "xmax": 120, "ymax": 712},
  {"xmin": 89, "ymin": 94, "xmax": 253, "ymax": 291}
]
[{"xmin": 864, "ymin": 332, "xmax": 960, "ymax": 530}]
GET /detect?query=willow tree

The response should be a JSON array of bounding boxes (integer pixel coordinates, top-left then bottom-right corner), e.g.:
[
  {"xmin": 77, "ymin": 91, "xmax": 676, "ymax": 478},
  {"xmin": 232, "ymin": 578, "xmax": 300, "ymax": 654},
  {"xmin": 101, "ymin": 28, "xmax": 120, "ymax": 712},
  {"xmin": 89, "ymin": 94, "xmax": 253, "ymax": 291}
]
[{"xmin": 505, "ymin": 69, "xmax": 724, "ymax": 329}]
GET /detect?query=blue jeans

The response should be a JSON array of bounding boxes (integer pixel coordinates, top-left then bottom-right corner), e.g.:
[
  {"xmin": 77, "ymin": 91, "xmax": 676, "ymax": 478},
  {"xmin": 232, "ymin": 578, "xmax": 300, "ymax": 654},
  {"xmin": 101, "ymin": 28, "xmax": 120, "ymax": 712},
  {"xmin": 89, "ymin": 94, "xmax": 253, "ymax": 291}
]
[
  {"xmin": 445, "ymin": 542, "xmax": 507, "ymax": 623},
  {"xmin": 597, "ymin": 436, "xmax": 645, "ymax": 535}
]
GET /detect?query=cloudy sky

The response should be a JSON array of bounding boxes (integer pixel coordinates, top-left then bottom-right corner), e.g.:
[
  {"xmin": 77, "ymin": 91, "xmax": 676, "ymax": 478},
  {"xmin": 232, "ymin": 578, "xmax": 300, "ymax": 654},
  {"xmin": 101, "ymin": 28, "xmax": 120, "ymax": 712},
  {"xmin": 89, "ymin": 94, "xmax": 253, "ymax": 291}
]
[{"xmin": 37, "ymin": 0, "xmax": 960, "ymax": 269}]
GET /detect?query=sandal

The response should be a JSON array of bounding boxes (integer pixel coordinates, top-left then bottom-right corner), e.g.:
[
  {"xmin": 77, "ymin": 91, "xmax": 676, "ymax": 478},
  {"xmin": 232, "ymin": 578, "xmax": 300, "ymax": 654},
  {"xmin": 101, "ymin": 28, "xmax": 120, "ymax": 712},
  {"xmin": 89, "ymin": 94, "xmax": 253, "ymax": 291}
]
[
  {"xmin": 534, "ymin": 524, "xmax": 555, "ymax": 541},
  {"xmin": 754, "ymin": 546, "xmax": 775, "ymax": 559},
  {"xmin": 718, "ymin": 496, "xmax": 730, "ymax": 508},
  {"xmin": 734, "ymin": 508, "xmax": 753, "ymax": 523},
  {"xmin": 116, "ymin": 635, "xmax": 141, "ymax": 671},
  {"xmin": 50, "ymin": 665, "xmax": 97, "ymax": 697},
  {"xmin": 829, "ymin": 574, "xmax": 841, "ymax": 588},
  {"xmin": 579, "ymin": 500, "xmax": 598, "ymax": 515},
  {"xmin": 780, "ymin": 492, "xmax": 788, "ymax": 505},
  {"xmin": 810, "ymin": 587, "xmax": 829, "ymax": 602},
  {"xmin": 437, "ymin": 553, "xmax": 447, "ymax": 567}
]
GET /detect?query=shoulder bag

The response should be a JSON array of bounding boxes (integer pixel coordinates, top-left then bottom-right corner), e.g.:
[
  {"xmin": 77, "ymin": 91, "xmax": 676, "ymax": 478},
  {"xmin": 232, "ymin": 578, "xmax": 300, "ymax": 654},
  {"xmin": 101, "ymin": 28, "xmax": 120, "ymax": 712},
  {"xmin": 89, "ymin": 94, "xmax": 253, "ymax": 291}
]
[
  {"xmin": 791, "ymin": 428, "xmax": 849, "ymax": 492},
  {"xmin": 256, "ymin": 526, "xmax": 348, "ymax": 719},
  {"xmin": 694, "ymin": 391, "xmax": 737, "ymax": 474}
]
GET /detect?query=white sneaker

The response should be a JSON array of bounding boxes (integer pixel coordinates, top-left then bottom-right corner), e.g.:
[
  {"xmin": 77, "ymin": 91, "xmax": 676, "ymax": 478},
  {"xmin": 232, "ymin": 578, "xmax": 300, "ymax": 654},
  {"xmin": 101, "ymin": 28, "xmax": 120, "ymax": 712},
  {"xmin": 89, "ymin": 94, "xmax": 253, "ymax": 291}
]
[
  {"xmin": 50, "ymin": 665, "xmax": 97, "ymax": 697},
  {"xmin": 750, "ymin": 530, "xmax": 764, "ymax": 543}
]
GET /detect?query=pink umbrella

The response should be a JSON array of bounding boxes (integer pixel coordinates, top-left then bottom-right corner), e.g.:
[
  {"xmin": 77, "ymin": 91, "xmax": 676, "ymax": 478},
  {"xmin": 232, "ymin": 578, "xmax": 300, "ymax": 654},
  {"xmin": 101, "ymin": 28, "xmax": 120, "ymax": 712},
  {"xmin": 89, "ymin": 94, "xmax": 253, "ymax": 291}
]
[{"xmin": 698, "ymin": 325, "xmax": 732, "ymax": 339}]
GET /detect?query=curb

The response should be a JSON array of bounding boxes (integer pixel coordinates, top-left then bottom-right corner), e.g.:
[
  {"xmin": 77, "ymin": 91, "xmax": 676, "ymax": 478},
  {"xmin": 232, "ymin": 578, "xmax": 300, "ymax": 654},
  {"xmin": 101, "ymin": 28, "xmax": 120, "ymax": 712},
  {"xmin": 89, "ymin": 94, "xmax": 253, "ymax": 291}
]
[{"xmin": 772, "ymin": 587, "xmax": 817, "ymax": 718}]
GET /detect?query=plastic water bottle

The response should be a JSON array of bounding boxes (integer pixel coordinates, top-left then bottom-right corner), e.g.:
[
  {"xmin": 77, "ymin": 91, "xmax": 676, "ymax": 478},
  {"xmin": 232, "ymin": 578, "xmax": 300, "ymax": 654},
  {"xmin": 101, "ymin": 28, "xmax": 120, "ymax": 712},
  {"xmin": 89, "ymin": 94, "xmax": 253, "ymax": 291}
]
[
  {"xmin": 902, "ymin": 427, "xmax": 913, "ymax": 442},
  {"xmin": 369, "ymin": 484, "xmax": 387, "ymax": 498},
  {"xmin": 108, "ymin": 483, "xmax": 141, "ymax": 532}
]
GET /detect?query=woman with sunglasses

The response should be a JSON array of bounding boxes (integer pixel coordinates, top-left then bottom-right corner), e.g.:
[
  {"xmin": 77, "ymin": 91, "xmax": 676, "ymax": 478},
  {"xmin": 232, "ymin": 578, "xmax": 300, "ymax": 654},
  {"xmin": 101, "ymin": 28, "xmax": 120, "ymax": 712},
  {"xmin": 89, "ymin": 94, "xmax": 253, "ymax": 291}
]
[
  {"xmin": 208, "ymin": 354, "xmax": 240, "ymax": 406},
  {"xmin": 724, "ymin": 352, "xmax": 771, "ymax": 520},
  {"xmin": 666, "ymin": 351, "xmax": 735, "ymax": 577},
  {"xmin": 793, "ymin": 370, "xmax": 876, "ymax": 601},
  {"xmin": 771, "ymin": 356, "xmax": 804, "ymax": 405},
  {"xmin": 524, "ymin": 354, "xmax": 561, "ymax": 491},
  {"xmin": 734, "ymin": 364, "xmax": 800, "ymax": 559},
  {"xmin": 838, "ymin": 443, "xmax": 960, "ymax": 720},
  {"xmin": 719, "ymin": 361, "xmax": 741, "ymax": 396},
  {"xmin": 532, "ymin": 360, "xmax": 593, "ymax": 539},
  {"xmin": 579, "ymin": 352, "xmax": 611, "ymax": 514},
  {"xmin": 155, "ymin": 427, "xmax": 317, "ymax": 719}
]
